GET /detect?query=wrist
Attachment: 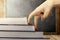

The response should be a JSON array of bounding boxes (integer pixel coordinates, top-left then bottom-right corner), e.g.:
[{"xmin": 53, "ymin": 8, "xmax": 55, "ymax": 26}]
[
  {"xmin": 46, "ymin": 0, "xmax": 55, "ymax": 7},
  {"xmin": 53, "ymin": 0, "xmax": 60, "ymax": 6}
]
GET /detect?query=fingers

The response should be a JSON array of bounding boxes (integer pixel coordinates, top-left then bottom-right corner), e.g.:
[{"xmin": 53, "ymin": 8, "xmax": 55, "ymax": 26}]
[
  {"xmin": 49, "ymin": 11, "xmax": 53, "ymax": 16},
  {"xmin": 27, "ymin": 3, "xmax": 44, "ymax": 24},
  {"xmin": 34, "ymin": 16, "xmax": 39, "ymax": 29},
  {"xmin": 28, "ymin": 8, "xmax": 40, "ymax": 24},
  {"xmin": 41, "ymin": 8, "xmax": 52, "ymax": 21},
  {"xmin": 28, "ymin": 11, "xmax": 36, "ymax": 24}
]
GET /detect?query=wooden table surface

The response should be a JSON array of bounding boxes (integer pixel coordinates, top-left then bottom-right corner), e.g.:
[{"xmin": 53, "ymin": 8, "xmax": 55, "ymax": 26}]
[{"xmin": 44, "ymin": 35, "xmax": 60, "ymax": 40}]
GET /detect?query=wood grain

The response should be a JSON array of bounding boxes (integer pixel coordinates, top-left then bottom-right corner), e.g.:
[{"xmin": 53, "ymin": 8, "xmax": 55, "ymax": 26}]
[
  {"xmin": 44, "ymin": 35, "xmax": 60, "ymax": 40},
  {"xmin": 0, "ymin": 0, "xmax": 5, "ymax": 18},
  {"xmin": 56, "ymin": 8, "xmax": 60, "ymax": 34}
]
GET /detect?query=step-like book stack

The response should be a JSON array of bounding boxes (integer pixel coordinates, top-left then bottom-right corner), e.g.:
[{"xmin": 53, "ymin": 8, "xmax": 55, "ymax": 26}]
[{"xmin": 0, "ymin": 17, "xmax": 50, "ymax": 40}]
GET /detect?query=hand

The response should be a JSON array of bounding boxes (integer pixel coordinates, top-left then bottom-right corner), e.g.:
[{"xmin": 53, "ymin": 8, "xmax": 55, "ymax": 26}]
[{"xmin": 28, "ymin": 0, "xmax": 54, "ymax": 29}]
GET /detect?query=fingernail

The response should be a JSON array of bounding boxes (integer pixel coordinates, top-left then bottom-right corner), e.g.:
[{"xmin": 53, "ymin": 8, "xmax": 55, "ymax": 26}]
[{"xmin": 27, "ymin": 22, "xmax": 32, "ymax": 25}]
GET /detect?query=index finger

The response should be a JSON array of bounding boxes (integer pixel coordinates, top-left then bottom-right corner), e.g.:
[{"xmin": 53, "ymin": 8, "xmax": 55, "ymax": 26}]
[{"xmin": 28, "ymin": 10, "xmax": 38, "ymax": 24}]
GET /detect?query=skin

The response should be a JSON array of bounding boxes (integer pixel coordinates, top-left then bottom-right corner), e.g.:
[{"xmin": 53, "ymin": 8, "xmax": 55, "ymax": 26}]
[{"xmin": 28, "ymin": 0, "xmax": 60, "ymax": 29}]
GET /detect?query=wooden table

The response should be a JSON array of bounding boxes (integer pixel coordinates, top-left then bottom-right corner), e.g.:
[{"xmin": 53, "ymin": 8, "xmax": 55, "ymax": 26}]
[{"xmin": 44, "ymin": 35, "xmax": 60, "ymax": 40}]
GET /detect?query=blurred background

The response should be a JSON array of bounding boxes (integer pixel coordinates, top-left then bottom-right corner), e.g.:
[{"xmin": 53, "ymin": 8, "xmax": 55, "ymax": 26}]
[{"xmin": 6, "ymin": 0, "xmax": 56, "ymax": 32}]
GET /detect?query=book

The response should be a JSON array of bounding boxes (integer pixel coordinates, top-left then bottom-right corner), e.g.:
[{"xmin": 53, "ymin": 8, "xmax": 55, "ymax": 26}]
[
  {"xmin": 0, "ymin": 17, "xmax": 27, "ymax": 24},
  {"xmin": 0, "ymin": 17, "xmax": 35, "ymax": 31}
]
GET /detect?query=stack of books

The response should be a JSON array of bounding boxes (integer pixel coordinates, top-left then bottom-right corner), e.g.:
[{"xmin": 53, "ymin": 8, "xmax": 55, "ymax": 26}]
[
  {"xmin": 0, "ymin": 17, "xmax": 49, "ymax": 40},
  {"xmin": 0, "ymin": 17, "xmax": 35, "ymax": 31}
]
